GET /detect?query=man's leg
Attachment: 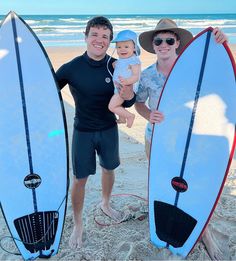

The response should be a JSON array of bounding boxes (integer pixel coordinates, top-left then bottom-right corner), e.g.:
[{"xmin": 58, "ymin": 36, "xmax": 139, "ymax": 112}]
[
  {"xmin": 69, "ymin": 128, "xmax": 96, "ymax": 248},
  {"xmin": 100, "ymin": 167, "xmax": 122, "ymax": 221},
  {"xmin": 145, "ymin": 138, "xmax": 151, "ymax": 159},
  {"xmin": 69, "ymin": 176, "xmax": 88, "ymax": 249},
  {"xmin": 98, "ymin": 126, "xmax": 121, "ymax": 220}
]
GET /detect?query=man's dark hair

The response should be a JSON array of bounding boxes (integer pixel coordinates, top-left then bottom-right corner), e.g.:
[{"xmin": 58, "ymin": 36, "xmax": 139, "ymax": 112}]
[{"xmin": 85, "ymin": 16, "xmax": 113, "ymax": 41}]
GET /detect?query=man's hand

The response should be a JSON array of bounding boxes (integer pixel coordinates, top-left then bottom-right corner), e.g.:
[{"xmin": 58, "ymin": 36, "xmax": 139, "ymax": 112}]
[
  {"xmin": 118, "ymin": 76, "xmax": 130, "ymax": 86},
  {"xmin": 115, "ymin": 81, "xmax": 134, "ymax": 100},
  {"xmin": 149, "ymin": 110, "xmax": 164, "ymax": 124}
]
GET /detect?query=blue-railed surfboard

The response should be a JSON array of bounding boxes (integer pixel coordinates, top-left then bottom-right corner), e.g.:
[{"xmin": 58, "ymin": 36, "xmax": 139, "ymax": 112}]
[
  {"xmin": 0, "ymin": 12, "xmax": 69, "ymax": 260},
  {"xmin": 149, "ymin": 27, "xmax": 236, "ymax": 257}
]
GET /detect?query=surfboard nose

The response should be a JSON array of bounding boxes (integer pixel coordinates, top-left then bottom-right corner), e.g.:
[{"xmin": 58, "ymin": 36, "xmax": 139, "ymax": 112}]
[
  {"xmin": 1, "ymin": 11, "xmax": 19, "ymax": 25},
  {"xmin": 7, "ymin": 11, "xmax": 18, "ymax": 18}
]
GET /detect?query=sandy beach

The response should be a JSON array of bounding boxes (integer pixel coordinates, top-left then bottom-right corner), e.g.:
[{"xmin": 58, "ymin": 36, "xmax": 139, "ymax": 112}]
[{"xmin": 0, "ymin": 44, "xmax": 236, "ymax": 260}]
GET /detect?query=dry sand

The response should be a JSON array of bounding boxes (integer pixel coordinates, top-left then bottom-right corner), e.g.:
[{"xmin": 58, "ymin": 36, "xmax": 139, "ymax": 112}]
[{"xmin": 0, "ymin": 44, "xmax": 235, "ymax": 260}]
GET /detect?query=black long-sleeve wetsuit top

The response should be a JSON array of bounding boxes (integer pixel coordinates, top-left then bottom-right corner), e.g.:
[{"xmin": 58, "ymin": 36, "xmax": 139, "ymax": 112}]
[{"xmin": 56, "ymin": 52, "xmax": 135, "ymax": 132}]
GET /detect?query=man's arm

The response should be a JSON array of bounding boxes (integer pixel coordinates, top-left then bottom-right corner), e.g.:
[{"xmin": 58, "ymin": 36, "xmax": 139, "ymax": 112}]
[
  {"xmin": 115, "ymin": 82, "xmax": 136, "ymax": 107},
  {"xmin": 135, "ymin": 102, "xmax": 164, "ymax": 124},
  {"xmin": 55, "ymin": 64, "xmax": 68, "ymax": 90},
  {"xmin": 123, "ymin": 92, "xmax": 136, "ymax": 108}
]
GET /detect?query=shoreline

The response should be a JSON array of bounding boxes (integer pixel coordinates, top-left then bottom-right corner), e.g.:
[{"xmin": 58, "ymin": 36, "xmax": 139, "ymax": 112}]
[{"xmin": 46, "ymin": 43, "xmax": 236, "ymax": 70}]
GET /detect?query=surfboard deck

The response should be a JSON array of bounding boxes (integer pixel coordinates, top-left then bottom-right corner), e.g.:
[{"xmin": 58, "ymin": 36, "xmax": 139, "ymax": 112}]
[
  {"xmin": 149, "ymin": 27, "xmax": 236, "ymax": 257},
  {"xmin": 0, "ymin": 12, "xmax": 69, "ymax": 260}
]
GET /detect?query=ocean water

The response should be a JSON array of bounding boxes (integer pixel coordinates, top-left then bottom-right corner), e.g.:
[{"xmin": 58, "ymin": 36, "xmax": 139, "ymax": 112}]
[{"xmin": 0, "ymin": 13, "xmax": 236, "ymax": 46}]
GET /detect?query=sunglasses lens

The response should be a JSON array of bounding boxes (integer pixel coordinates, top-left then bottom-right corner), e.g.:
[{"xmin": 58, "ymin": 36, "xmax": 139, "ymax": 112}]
[
  {"xmin": 166, "ymin": 38, "xmax": 175, "ymax": 45},
  {"xmin": 154, "ymin": 38, "xmax": 163, "ymax": 46},
  {"xmin": 154, "ymin": 37, "xmax": 175, "ymax": 46}
]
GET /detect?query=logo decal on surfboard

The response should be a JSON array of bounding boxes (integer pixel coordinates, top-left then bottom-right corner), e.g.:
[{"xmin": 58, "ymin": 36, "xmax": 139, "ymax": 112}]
[
  {"xmin": 24, "ymin": 174, "xmax": 42, "ymax": 189},
  {"xmin": 171, "ymin": 177, "xmax": 188, "ymax": 192}
]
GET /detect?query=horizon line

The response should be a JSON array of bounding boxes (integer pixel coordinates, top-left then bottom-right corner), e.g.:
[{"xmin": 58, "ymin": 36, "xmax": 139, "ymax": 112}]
[{"xmin": 1, "ymin": 12, "xmax": 236, "ymax": 16}]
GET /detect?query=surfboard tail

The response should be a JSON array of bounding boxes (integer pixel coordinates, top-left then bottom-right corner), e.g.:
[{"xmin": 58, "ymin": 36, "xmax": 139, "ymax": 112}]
[
  {"xmin": 14, "ymin": 211, "xmax": 59, "ymax": 253},
  {"xmin": 154, "ymin": 201, "xmax": 197, "ymax": 248}
]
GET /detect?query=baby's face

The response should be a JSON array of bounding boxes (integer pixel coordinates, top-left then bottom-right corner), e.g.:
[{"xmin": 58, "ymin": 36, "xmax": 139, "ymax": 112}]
[{"xmin": 116, "ymin": 40, "xmax": 135, "ymax": 58}]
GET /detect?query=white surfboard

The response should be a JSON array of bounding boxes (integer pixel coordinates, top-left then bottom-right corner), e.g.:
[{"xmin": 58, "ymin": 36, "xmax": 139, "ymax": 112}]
[
  {"xmin": 0, "ymin": 12, "xmax": 69, "ymax": 260},
  {"xmin": 149, "ymin": 27, "xmax": 236, "ymax": 257}
]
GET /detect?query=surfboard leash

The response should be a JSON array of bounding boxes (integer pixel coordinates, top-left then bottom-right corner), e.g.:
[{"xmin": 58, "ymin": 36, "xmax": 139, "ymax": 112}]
[
  {"xmin": 93, "ymin": 193, "xmax": 148, "ymax": 227},
  {"xmin": 0, "ymin": 195, "xmax": 67, "ymax": 257}
]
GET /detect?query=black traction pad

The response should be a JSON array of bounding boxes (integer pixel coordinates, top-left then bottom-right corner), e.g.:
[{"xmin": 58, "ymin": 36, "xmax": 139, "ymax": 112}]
[
  {"xmin": 14, "ymin": 211, "xmax": 59, "ymax": 253},
  {"xmin": 154, "ymin": 201, "xmax": 197, "ymax": 247}
]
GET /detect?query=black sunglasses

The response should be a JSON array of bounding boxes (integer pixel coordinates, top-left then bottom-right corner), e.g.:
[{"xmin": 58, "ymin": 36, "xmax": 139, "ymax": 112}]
[{"xmin": 153, "ymin": 37, "xmax": 176, "ymax": 46}]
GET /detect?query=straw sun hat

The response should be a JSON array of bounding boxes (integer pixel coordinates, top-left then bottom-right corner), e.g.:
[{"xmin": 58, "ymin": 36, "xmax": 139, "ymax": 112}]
[{"xmin": 139, "ymin": 18, "xmax": 193, "ymax": 54}]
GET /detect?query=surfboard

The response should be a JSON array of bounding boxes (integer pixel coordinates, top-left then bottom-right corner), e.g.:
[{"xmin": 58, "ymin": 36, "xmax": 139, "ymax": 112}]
[
  {"xmin": 0, "ymin": 12, "xmax": 69, "ymax": 260},
  {"xmin": 149, "ymin": 27, "xmax": 236, "ymax": 257}
]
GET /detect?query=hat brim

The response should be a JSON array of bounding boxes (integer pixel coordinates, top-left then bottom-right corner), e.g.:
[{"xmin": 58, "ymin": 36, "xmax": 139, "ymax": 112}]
[
  {"xmin": 139, "ymin": 27, "xmax": 193, "ymax": 55},
  {"xmin": 112, "ymin": 36, "xmax": 141, "ymax": 56},
  {"xmin": 112, "ymin": 36, "xmax": 132, "ymax": 43}
]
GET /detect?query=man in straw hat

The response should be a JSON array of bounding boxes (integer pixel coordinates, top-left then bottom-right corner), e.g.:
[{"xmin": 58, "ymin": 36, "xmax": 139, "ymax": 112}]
[{"xmin": 135, "ymin": 18, "xmax": 227, "ymax": 260}]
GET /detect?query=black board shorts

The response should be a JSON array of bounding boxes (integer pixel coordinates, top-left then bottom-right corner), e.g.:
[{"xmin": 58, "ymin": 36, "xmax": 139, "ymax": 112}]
[{"xmin": 72, "ymin": 125, "xmax": 120, "ymax": 179}]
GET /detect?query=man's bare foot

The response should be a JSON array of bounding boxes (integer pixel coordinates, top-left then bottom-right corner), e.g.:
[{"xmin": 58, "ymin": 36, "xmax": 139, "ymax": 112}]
[
  {"xmin": 126, "ymin": 114, "xmax": 135, "ymax": 128},
  {"xmin": 69, "ymin": 225, "xmax": 83, "ymax": 249},
  {"xmin": 100, "ymin": 203, "xmax": 123, "ymax": 222},
  {"xmin": 202, "ymin": 228, "xmax": 223, "ymax": 261}
]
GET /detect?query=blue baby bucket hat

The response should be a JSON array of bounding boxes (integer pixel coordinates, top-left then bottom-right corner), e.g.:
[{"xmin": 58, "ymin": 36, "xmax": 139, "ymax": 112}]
[{"xmin": 112, "ymin": 29, "xmax": 141, "ymax": 56}]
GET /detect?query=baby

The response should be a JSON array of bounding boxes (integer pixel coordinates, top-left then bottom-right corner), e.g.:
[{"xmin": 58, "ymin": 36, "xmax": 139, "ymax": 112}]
[{"xmin": 108, "ymin": 30, "xmax": 141, "ymax": 128}]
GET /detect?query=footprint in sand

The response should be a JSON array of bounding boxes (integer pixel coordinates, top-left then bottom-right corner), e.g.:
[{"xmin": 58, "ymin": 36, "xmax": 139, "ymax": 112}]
[{"xmin": 115, "ymin": 242, "xmax": 133, "ymax": 260}]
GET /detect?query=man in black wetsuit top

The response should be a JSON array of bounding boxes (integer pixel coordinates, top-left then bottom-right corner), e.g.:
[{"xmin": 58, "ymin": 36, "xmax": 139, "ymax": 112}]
[{"xmin": 56, "ymin": 16, "xmax": 135, "ymax": 248}]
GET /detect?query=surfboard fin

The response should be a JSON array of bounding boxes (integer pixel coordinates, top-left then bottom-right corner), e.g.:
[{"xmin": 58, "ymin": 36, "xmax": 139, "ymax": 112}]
[
  {"xmin": 154, "ymin": 201, "xmax": 197, "ymax": 248},
  {"xmin": 14, "ymin": 211, "xmax": 59, "ymax": 253}
]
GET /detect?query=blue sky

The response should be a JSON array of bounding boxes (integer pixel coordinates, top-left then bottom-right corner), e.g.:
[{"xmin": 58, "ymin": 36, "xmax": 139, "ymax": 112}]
[{"xmin": 1, "ymin": 0, "xmax": 236, "ymax": 15}]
